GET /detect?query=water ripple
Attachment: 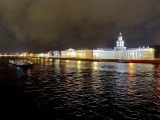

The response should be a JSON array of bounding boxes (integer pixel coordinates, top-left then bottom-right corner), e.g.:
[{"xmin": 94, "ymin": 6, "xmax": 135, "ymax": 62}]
[{"xmin": 0, "ymin": 58, "xmax": 160, "ymax": 119}]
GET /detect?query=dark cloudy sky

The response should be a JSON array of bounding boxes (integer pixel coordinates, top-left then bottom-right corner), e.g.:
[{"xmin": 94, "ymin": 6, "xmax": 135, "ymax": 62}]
[{"xmin": 0, "ymin": 0, "xmax": 160, "ymax": 53}]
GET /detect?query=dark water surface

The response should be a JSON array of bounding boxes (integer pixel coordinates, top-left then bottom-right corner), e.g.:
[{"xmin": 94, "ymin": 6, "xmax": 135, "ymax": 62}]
[{"xmin": 0, "ymin": 57, "xmax": 160, "ymax": 119}]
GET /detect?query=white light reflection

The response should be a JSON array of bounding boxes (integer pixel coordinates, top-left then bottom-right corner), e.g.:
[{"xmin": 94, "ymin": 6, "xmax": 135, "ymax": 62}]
[{"xmin": 16, "ymin": 67, "xmax": 23, "ymax": 78}]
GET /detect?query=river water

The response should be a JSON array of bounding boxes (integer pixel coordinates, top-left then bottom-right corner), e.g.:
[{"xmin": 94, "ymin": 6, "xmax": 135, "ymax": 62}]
[{"xmin": 0, "ymin": 57, "xmax": 160, "ymax": 119}]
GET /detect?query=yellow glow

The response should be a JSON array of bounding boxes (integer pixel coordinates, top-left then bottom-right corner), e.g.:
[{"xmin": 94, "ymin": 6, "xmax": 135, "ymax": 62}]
[
  {"xmin": 128, "ymin": 62, "xmax": 134, "ymax": 66},
  {"xmin": 55, "ymin": 59, "xmax": 60, "ymax": 66},
  {"xmin": 65, "ymin": 60, "xmax": 70, "ymax": 69},
  {"xmin": 57, "ymin": 59, "xmax": 60, "ymax": 62},
  {"xmin": 77, "ymin": 64, "xmax": 81, "ymax": 70},
  {"xmin": 127, "ymin": 63, "xmax": 137, "ymax": 95},
  {"xmin": 147, "ymin": 50, "xmax": 153, "ymax": 52},
  {"xmin": 93, "ymin": 62, "xmax": 98, "ymax": 70},
  {"xmin": 94, "ymin": 62, "xmax": 97, "ymax": 64},
  {"xmin": 128, "ymin": 63, "xmax": 135, "ymax": 74},
  {"xmin": 76, "ymin": 60, "xmax": 82, "ymax": 72},
  {"xmin": 77, "ymin": 61, "xmax": 81, "ymax": 64}
]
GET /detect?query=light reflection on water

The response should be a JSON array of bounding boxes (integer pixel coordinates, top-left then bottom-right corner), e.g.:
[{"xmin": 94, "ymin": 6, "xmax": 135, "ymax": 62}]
[{"xmin": 0, "ymin": 57, "xmax": 160, "ymax": 119}]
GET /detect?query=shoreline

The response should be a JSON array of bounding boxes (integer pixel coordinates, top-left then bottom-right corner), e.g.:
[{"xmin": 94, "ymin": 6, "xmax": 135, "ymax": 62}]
[
  {"xmin": 34, "ymin": 57, "xmax": 160, "ymax": 64},
  {"xmin": 2, "ymin": 56, "xmax": 160, "ymax": 64}
]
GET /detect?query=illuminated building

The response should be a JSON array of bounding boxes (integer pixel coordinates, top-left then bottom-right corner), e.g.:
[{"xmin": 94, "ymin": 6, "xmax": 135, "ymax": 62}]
[
  {"xmin": 61, "ymin": 48, "xmax": 76, "ymax": 58},
  {"xmin": 76, "ymin": 49, "xmax": 93, "ymax": 58},
  {"xmin": 61, "ymin": 48, "xmax": 93, "ymax": 58},
  {"xmin": 48, "ymin": 51, "xmax": 60, "ymax": 57},
  {"xmin": 93, "ymin": 32, "xmax": 155, "ymax": 60},
  {"xmin": 93, "ymin": 48, "xmax": 114, "ymax": 59},
  {"xmin": 57, "ymin": 32, "xmax": 155, "ymax": 60}
]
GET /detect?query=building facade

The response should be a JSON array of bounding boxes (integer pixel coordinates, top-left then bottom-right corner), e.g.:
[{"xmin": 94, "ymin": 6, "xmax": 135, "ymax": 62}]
[
  {"xmin": 93, "ymin": 32, "xmax": 155, "ymax": 60},
  {"xmin": 48, "ymin": 51, "xmax": 60, "ymax": 57},
  {"xmin": 76, "ymin": 49, "xmax": 93, "ymax": 58},
  {"xmin": 56, "ymin": 32, "xmax": 155, "ymax": 60},
  {"xmin": 61, "ymin": 48, "xmax": 76, "ymax": 58},
  {"xmin": 61, "ymin": 48, "xmax": 93, "ymax": 59}
]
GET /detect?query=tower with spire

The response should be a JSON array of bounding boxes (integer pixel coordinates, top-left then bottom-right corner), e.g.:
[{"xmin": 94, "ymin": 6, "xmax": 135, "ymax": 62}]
[{"xmin": 114, "ymin": 32, "xmax": 126, "ymax": 50}]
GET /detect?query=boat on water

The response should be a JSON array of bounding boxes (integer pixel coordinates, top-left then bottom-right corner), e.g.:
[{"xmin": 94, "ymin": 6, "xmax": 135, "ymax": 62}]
[
  {"xmin": 9, "ymin": 59, "xmax": 34, "ymax": 67},
  {"xmin": 118, "ymin": 60, "xmax": 129, "ymax": 63}
]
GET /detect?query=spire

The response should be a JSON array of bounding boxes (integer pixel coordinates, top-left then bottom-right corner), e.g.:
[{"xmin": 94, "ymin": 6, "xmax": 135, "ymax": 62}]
[
  {"xmin": 118, "ymin": 31, "xmax": 123, "ymax": 41},
  {"xmin": 115, "ymin": 31, "xmax": 126, "ymax": 50},
  {"xmin": 119, "ymin": 31, "xmax": 121, "ymax": 36}
]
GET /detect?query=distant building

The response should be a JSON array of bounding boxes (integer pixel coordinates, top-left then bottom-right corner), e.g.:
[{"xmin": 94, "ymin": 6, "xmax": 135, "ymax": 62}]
[
  {"xmin": 76, "ymin": 49, "xmax": 93, "ymax": 58},
  {"xmin": 61, "ymin": 48, "xmax": 93, "ymax": 59},
  {"xmin": 93, "ymin": 48, "xmax": 114, "ymax": 59},
  {"xmin": 93, "ymin": 32, "xmax": 155, "ymax": 60},
  {"xmin": 48, "ymin": 51, "xmax": 60, "ymax": 57},
  {"xmin": 61, "ymin": 48, "xmax": 76, "ymax": 58},
  {"xmin": 58, "ymin": 32, "xmax": 155, "ymax": 60}
]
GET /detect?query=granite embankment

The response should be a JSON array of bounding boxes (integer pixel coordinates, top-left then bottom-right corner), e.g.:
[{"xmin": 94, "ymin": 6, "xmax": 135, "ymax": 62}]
[{"xmin": 41, "ymin": 57, "xmax": 160, "ymax": 64}]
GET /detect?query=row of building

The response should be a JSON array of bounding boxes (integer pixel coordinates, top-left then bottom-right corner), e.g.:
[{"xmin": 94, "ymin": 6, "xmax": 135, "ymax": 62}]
[
  {"xmin": 46, "ymin": 32, "xmax": 154, "ymax": 60},
  {"xmin": 12, "ymin": 32, "xmax": 153, "ymax": 60}
]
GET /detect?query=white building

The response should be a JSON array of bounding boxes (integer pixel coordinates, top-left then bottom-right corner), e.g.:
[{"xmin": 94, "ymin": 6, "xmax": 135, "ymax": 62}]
[
  {"xmin": 48, "ymin": 51, "xmax": 60, "ymax": 57},
  {"xmin": 60, "ymin": 32, "xmax": 155, "ymax": 60},
  {"xmin": 93, "ymin": 32, "xmax": 155, "ymax": 60},
  {"xmin": 61, "ymin": 48, "xmax": 76, "ymax": 58},
  {"xmin": 93, "ymin": 48, "xmax": 114, "ymax": 59}
]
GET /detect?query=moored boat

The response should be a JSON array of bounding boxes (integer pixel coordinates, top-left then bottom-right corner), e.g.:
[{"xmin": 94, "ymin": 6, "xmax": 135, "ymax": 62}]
[
  {"xmin": 9, "ymin": 59, "xmax": 34, "ymax": 67},
  {"xmin": 118, "ymin": 60, "xmax": 129, "ymax": 63}
]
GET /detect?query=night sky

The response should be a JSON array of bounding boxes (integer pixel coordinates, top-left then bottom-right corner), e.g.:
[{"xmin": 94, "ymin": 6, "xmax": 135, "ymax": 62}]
[{"xmin": 0, "ymin": 0, "xmax": 160, "ymax": 53}]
